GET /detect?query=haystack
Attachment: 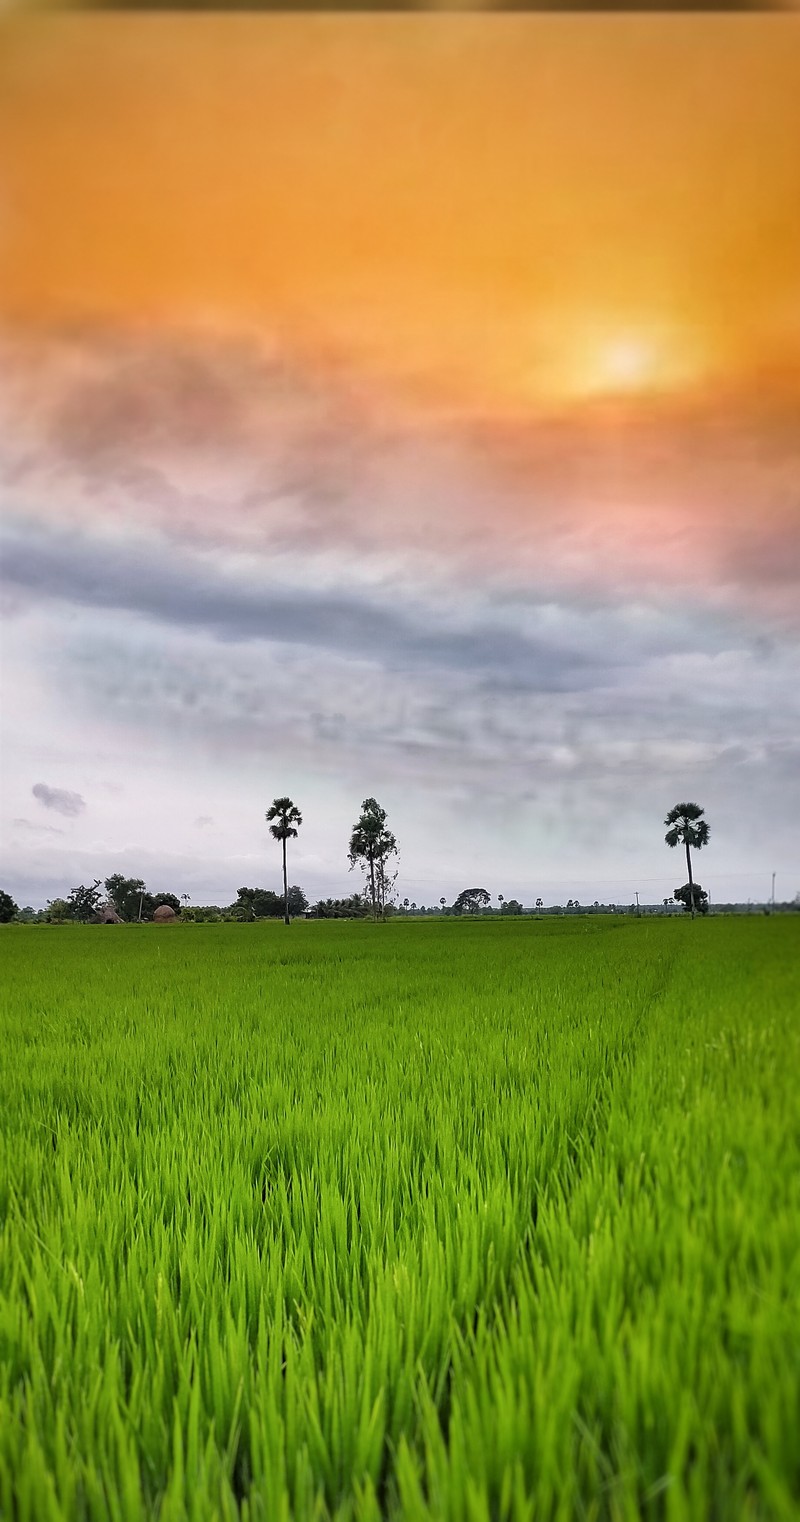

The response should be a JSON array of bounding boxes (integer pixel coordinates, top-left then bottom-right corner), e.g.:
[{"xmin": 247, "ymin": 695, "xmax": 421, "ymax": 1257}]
[{"xmin": 153, "ymin": 904, "xmax": 177, "ymax": 923}]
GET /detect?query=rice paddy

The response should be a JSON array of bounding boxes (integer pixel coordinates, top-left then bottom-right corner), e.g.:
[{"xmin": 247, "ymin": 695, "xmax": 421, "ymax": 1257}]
[{"xmin": 1, "ymin": 916, "xmax": 798, "ymax": 1521}]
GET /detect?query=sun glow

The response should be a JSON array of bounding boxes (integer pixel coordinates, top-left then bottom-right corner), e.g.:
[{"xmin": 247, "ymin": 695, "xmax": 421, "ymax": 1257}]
[{"xmin": 533, "ymin": 319, "xmax": 707, "ymax": 406}]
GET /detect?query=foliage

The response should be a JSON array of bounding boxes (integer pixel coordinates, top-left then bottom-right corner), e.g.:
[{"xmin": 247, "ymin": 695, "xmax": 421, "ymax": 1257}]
[
  {"xmin": 0, "ymin": 891, "xmax": 18, "ymax": 924},
  {"xmin": 664, "ymin": 801, "xmax": 710, "ymax": 853},
  {"xmin": 266, "ymin": 798, "xmax": 303, "ymax": 925},
  {"xmin": 674, "ymin": 881, "xmax": 710, "ymax": 914},
  {"xmin": 348, "ymin": 798, "xmax": 398, "ymax": 919},
  {"xmin": 104, "ymin": 874, "xmax": 148, "ymax": 921},
  {"xmin": 104, "ymin": 877, "xmax": 181, "ymax": 921},
  {"xmin": 310, "ymin": 894, "xmax": 369, "ymax": 919},
  {"xmin": 452, "ymin": 887, "xmax": 491, "ymax": 915},
  {"xmin": 65, "ymin": 880, "xmax": 103, "ymax": 923},
  {"xmin": 665, "ymin": 802, "xmax": 710, "ymax": 919},
  {"xmin": 0, "ymin": 918, "xmax": 798, "ymax": 1519},
  {"xmin": 232, "ymin": 886, "xmax": 308, "ymax": 920},
  {"xmin": 500, "ymin": 898, "xmax": 523, "ymax": 915},
  {"xmin": 11, "ymin": 906, "xmax": 48, "ymax": 925}
]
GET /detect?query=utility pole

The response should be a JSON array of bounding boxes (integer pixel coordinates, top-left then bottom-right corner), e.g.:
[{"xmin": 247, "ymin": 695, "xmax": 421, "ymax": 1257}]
[
  {"xmin": 634, "ymin": 891, "xmax": 640, "ymax": 918},
  {"xmin": 771, "ymin": 872, "xmax": 776, "ymax": 910}
]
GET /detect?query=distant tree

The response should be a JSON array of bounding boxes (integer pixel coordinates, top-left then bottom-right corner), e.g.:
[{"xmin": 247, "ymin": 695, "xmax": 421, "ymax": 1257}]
[
  {"xmin": 287, "ymin": 885, "xmax": 308, "ymax": 917},
  {"xmin": 151, "ymin": 892, "xmax": 181, "ymax": 916},
  {"xmin": 267, "ymin": 798, "xmax": 303, "ymax": 926},
  {"xmin": 411, "ymin": 902, "xmax": 417, "ymax": 913},
  {"xmin": 403, "ymin": 898, "xmax": 410, "ymax": 913},
  {"xmin": 181, "ymin": 893, "xmax": 190, "ymax": 910},
  {"xmin": 536, "ymin": 897, "xmax": 543, "ymax": 912},
  {"xmin": 0, "ymin": 890, "xmax": 18, "ymax": 923},
  {"xmin": 312, "ymin": 893, "xmax": 368, "ymax": 920},
  {"xmin": 46, "ymin": 898, "xmax": 69, "ymax": 923},
  {"xmin": 440, "ymin": 897, "xmax": 446, "ymax": 912},
  {"xmin": 566, "ymin": 899, "xmax": 574, "ymax": 910},
  {"xmin": 14, "ymin": 906, "xmax": 42, "ymax": 924},
  {"xmin": 665, "ymin": 803, "xmax": 709, "ymax": 920},
  {"xmin": 498, "ymin": 894, "xmax": 504, "ymax": 911},
  {"xmin": 104, "ymin": 875, "xmax": 148, "ymax": 922},
  {"xmin": 66, "ymin": 880, "xmax": 103, "ymax": 923},
  {"xmin": 501, "ymin": 898, "xmax": 523, "ymax": 915},
  {"xmin": 348, "ymin": 798, "xmax": 398, "ymax": 920},
  {"xmin": 453, "ymin": 888, "xmax": 491, "ymax": 915},
  {"xmin": 233, "ymin": 887, "xmax": 286, "ymax": 919},
  {"xmin": 674, "ymin": 882, "xmax": 709, "ymax": 916}
]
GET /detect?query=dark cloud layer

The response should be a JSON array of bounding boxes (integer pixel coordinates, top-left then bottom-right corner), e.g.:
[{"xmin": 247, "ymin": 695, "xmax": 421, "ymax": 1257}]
[{"xmin": 1, "ymin": 517, "xmax": 610, "ymax": 691}]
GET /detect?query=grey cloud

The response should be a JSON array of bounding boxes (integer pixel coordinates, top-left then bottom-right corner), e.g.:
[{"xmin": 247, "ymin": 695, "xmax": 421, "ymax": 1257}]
[
  {"xmin": 1, "ymin": 518, "xmax": 607, "ymax": 692},
  {"xmin": 13, "ymin": 817, "xmax": 65, "ymax": 836},
  {"xmin": 32, "ymin": 782, "xmax": 86, "ymax": 816}
]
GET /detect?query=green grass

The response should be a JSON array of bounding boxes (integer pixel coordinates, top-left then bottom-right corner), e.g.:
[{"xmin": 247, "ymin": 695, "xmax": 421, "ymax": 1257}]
[{"xmin": 1, "ymin": 917, "xmax": 798, "ymax": 1521}]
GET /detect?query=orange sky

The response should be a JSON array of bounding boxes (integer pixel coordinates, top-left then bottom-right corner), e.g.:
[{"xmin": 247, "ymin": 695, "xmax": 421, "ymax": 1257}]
[{"xmin": 1, "ymin": 16, "xmax": 800, "ymax": 409}]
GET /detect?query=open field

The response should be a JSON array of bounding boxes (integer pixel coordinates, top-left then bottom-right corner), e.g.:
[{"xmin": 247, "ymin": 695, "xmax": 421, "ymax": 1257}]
[{"xmin": 1, "ymin": 917, "xmax": 799, "ymax": 1521}]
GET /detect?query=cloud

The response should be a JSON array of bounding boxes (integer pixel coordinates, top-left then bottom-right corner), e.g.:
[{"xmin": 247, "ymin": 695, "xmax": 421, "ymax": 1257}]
[
  {"xmin": 3, "ymin": 323, "xmax": 799, "ymax": 619},
  {"xmin": 0, "ymin": 517, "xmax": 609, "ymax": 691},
  {"xmin": 13, "ymin": 816, "xmax": 65, "ymax": 836},
  {"xmin": 32, "ymin": 782, "xmax": 86, "ymax": 816}
]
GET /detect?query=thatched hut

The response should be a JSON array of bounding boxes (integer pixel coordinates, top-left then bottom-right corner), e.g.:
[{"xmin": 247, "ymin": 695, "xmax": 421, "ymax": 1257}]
[
  {"xmin": 152, "ymin": 904, "xmax": 177, "ymax": 923},
  {"xmin": 94, "ymin": 901, "xmax": 123, "ymax": 924}
]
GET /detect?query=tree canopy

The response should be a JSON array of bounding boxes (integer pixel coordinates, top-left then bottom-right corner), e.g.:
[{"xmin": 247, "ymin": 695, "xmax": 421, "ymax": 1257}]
[
  {"xmin": 665, "ymin": 802, "xmax": 710, "ymax": 853},
  {"xmin": 453, "ymin": 888, "xmax": 491, "ymax": 915},
  {"xmin": 348, "ymin": 798, "xmax": 397, "ymax": 919}
]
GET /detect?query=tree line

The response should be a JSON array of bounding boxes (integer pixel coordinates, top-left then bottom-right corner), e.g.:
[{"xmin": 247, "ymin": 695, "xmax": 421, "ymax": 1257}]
[{"xmin": 4, "ymin": 797, "xmax": 791, "ymax": 926}]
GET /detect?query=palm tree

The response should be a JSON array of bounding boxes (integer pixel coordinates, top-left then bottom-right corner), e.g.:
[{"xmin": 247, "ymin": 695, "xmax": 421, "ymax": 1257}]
[
  {"xmin": 664, "ymin": 802, "xmax": 709, "ymax": 920},
  {"xmin": 266, "ymin": 797, "xmax": 303, "ymax": 926}
]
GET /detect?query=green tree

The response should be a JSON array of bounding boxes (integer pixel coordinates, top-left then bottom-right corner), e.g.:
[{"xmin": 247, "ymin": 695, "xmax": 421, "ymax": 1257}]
[
  {"xmin": 65, "ymin": 881, "xmax": 103, "ymax": 923},
  {"xmin": 674, "ymin": 882, "xmax": 709, "ymax": 916},
  {"xmin": 348, "ymin": 798, "xmax": 398, "ymax": 920},
  {"xmin": 453, "ymin": 888, "xmax": 491, "ymax": 915},
  {"xmin": 151, "ymin": 892, "xmax": 181, "ymax": 916},
  {"xmin": 665, "ymin": 802, "xmax": 709, "ymax": 920},
  {"xmin": 266, "ymin": 798, "xmax": 303, "ymax": 926},
  {"xmin": 105, "ymin": 875, "xmax": 148, "ymax": 921},
  {"xmin": 0, "ymin": 890, "xmax": 19, "ymax": 923},
  {"xmin": 501, "ymin": 898, "xmax": 523, "ymax": 915}
]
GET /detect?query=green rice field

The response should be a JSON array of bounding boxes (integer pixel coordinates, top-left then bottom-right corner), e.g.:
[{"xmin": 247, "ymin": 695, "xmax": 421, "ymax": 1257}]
[{"xmin": 1, "ymin": 917, "xmax": 799, "ymax": 1521}]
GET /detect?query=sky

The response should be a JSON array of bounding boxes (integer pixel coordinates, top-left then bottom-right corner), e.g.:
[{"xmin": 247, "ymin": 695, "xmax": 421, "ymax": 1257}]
[{"xmin": 1, "ymin": 16, "xmax": 799, "ymax": 909}]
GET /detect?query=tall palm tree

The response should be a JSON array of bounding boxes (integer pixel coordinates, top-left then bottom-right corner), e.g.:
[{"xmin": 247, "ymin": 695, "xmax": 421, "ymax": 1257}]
[
  {"xmin": 664, "ymin": 802, "xmax": 709, "ymax": 920},
  {"xmin": 266, "ymin": 797, "xmax": 303, "ymax": 926}
]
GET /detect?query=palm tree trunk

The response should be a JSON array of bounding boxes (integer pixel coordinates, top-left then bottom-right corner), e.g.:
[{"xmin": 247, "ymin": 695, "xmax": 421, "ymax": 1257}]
[
  {"xmin": 369, "ymin": 850, "xmax": 377, "ymax": 920},
  {"xmin": 283, "ymin": 837, "xmax": 289, "ymax": 926},
  {"xmin": 685, "ymin": 836, "xmax": 695, "ymax": 920}
]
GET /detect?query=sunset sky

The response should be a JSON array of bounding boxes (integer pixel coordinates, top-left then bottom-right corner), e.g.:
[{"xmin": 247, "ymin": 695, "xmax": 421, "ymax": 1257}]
[{"xmin": 1, "ymin": 16, "xmax": 799, "ymax": 907}]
